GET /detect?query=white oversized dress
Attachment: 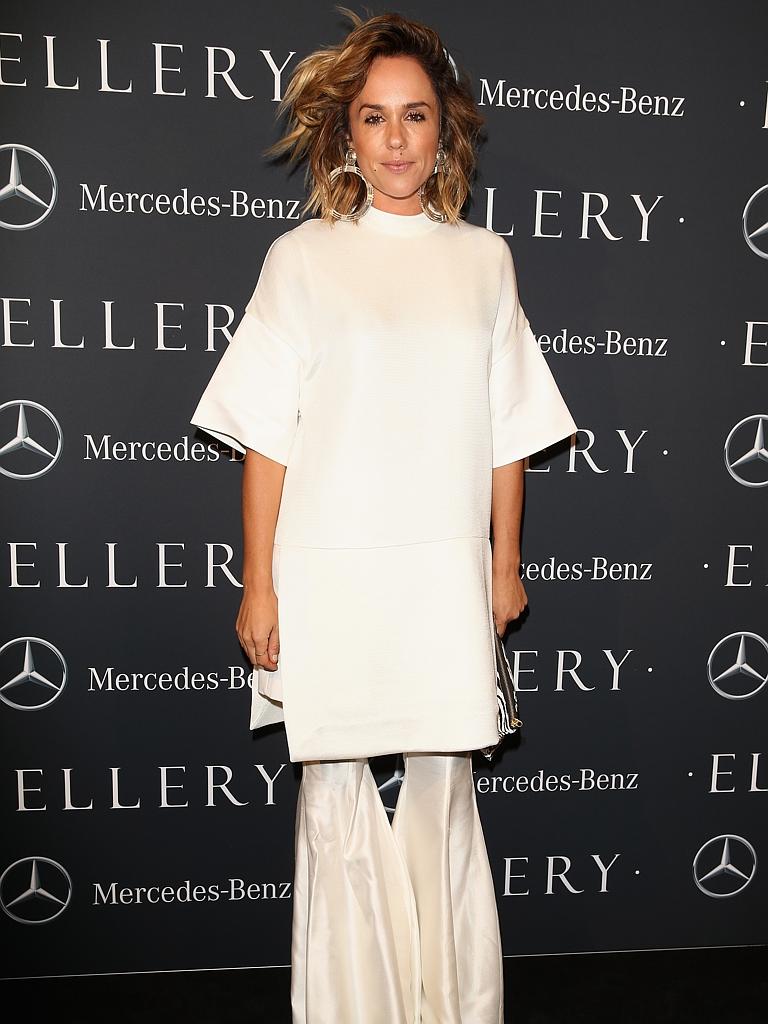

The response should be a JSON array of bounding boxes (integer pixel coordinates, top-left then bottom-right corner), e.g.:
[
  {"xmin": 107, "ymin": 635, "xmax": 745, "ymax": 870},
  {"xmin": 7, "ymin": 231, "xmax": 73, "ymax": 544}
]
[{"xmin": 190, "ymin": 204, "xmax": 577, "ymax": 763}]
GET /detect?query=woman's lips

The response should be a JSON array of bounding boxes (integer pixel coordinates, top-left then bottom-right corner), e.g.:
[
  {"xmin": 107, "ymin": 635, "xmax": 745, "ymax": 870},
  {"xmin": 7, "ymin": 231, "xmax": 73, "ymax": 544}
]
[{"xmin": 381, "ymin": 161, "xmax": 412, "ymax": 174}]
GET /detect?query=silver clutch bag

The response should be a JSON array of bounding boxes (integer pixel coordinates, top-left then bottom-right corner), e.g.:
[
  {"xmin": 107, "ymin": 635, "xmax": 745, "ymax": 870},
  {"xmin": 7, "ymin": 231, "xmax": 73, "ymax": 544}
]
[{"xmin": 481, "ymin": 629, "xmax": 523, "ymax": 761}]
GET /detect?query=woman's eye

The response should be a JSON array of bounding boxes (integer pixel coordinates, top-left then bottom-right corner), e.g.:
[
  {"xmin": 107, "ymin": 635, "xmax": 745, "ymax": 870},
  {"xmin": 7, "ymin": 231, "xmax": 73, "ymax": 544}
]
[{"xmin": 363, "ymin": 111, "xmax": 426, "ymax": 125}]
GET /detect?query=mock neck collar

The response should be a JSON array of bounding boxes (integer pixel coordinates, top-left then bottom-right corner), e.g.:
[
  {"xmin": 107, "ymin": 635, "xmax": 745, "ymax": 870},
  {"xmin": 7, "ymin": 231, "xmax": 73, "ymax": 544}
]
[{"xmin": 357, "ymin": 203, "xmax": 443, "ymax": 236}]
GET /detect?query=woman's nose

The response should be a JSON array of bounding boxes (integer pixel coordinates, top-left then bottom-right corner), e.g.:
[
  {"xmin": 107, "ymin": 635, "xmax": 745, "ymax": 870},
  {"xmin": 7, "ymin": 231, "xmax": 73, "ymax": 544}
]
[{"xmin": 387, "ymin": 130, "xmax": 404, "ymax": 151}]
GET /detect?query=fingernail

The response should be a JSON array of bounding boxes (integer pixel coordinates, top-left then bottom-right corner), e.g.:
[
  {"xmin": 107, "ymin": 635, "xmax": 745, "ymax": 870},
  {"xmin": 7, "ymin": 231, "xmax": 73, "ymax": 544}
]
[{"xmin": 271, "ymin": 653, "xmax": 278, "ymax": 662}]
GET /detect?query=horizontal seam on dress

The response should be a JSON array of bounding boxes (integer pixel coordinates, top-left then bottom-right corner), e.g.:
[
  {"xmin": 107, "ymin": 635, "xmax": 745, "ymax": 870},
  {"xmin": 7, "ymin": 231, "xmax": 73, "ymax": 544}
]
[{"xmin": 273, "ymin": 534, "xmax": 489, "ymax": 551}]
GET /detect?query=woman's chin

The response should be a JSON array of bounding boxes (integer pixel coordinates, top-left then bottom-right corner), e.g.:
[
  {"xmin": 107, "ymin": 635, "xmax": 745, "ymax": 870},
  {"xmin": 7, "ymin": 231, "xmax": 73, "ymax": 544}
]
[{"xmin": 372, "ymin": 181, "xmax": 422, "ymax": 202}]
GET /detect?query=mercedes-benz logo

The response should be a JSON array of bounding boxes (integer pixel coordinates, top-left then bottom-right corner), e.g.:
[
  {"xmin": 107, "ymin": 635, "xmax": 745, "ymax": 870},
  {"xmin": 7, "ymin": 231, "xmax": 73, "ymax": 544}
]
[
  {"xmin": 0, "ymin": 400, "xmax": 63, "ymax": 479},
  {"xmin": 742, "ymin": 184, "xmax": 768, "ymax": 259},
  {"xmin": 693, "ymin": 835, "xmax": 756, "ymax": 898},
  {"xmin": 0, "ymin": 143, "xmax": 58, "ymax": 231},
  {"xmin": 0, "ymin": 637, "xmax": 68, "ymax": 710},
  {"xmin": 0, "ymin": 856, "xmax": 73, "ymax": 924},
  {"xmin": 707, "ymin": 632, "xmax": 768, "ymax": 700},
  {"xmin": 724, "ymin": 414, "xmax": 768, "ymax": 487}
]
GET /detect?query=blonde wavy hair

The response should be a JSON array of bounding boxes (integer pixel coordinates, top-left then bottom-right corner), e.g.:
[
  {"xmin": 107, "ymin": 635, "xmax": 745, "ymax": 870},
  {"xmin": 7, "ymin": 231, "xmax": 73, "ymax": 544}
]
[{"xmin": 263, "ymin": 6, "xmax": 486, "ymax": 225}]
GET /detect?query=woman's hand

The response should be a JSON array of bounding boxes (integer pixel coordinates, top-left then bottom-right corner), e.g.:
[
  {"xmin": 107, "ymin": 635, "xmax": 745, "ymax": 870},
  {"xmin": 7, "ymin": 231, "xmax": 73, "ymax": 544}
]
[
  {"xmin": 236, "ymin": 584, "xmax": 281, "ymax": 670},
  {"xmin": 492, "ymin": 560, "xmax": 528, "ymax": 637}
]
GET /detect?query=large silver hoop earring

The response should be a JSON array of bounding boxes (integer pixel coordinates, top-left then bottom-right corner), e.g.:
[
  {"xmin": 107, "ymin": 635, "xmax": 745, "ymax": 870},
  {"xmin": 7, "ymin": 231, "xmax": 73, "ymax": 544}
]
[
  {"xmin": 419, "ymin": 144, "xmax": 448, "ymax": 223},
  {"xmin": 328, "ymin": 146, "xmax": 374, "ymax": 222}
]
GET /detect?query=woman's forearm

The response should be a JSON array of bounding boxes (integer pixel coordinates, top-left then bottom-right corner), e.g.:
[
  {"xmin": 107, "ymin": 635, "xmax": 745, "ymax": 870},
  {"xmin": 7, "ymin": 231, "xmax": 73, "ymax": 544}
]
[
  {"xmin": 490, "ymin": 460, "xmax": 524, "ymax": 570},
  {"xmin": 241, "ymin": 448, "xmax": 286, "ymax": 591}
]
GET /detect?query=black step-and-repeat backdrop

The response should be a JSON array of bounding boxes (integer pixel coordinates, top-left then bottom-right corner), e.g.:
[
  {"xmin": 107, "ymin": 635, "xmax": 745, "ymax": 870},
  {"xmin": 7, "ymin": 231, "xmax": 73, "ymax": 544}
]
[{"xmin": 2, "ymin": 0, "xmax": 766, "ymax": 980}]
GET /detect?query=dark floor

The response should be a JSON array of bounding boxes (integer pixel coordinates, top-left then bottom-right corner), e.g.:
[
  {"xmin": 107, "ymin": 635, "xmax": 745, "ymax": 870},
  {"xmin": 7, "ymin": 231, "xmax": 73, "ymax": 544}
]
[{"xmin": 4, "ymin": 945, "xmax": 767, "ymax": 1022}]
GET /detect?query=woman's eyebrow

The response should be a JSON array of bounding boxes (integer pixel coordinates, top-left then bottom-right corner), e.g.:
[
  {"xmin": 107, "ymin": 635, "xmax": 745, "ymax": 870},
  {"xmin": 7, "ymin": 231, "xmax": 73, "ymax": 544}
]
[{"xmin": 358, "ymin": 100, "xmax": 432, "ymax": 112}]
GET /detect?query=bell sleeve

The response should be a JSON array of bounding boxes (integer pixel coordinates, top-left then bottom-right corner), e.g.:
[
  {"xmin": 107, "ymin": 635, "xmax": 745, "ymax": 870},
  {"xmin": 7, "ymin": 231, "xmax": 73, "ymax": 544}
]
[
  {"xmin": 489, "ymin": 239, "xmax": 578, "ymax": 468},
  {"xmin": 189, "ymin": 233, "xmax": 303, "ymax": 467}
]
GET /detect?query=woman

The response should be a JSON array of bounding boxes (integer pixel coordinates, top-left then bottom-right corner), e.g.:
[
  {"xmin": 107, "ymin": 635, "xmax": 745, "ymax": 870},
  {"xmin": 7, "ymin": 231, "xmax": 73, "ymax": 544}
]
[{"xmin": 191, "ymin": 9, "xmax": 577, "ymax": 1023}]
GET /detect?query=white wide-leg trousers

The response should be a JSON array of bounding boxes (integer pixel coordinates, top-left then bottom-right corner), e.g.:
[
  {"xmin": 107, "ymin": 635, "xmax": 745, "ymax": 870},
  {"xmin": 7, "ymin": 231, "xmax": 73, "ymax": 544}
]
[{"xmin": 290, "ymin": 752, "xmax": 504, "ymax": 1024}]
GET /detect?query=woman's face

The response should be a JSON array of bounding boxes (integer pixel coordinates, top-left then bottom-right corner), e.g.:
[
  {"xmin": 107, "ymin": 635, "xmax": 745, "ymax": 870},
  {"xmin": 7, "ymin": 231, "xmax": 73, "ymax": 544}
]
[{"xmin": 347, "ymin": 55, "xmax": 441, "ymax": 215}]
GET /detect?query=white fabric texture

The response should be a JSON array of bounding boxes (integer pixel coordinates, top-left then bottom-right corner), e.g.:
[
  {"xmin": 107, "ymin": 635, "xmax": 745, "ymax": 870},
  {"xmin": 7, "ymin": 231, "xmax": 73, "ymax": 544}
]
[
  {"xmin": 190, "ymin": 205, "xmax": 578, "ymax": 761},
  {"xmin": 291, "ymin": 752, "xmax": 504, "ymax": 1024}
]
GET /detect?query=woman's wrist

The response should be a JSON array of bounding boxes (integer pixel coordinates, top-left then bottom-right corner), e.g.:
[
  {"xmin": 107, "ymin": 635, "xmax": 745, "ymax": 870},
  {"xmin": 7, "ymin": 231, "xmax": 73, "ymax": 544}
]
[
  {"xmin": 491, "ymin": 541, "xmax": 521, "ymax": 574},
  {"xmin": 241, "ymin": 571, "xmax": 274, "ymax": 593}
]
